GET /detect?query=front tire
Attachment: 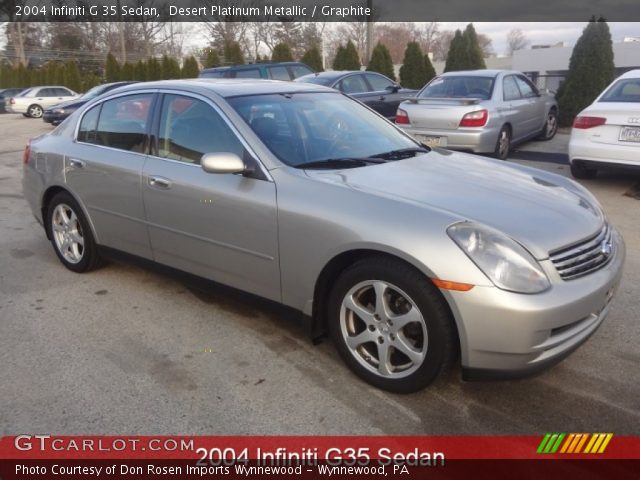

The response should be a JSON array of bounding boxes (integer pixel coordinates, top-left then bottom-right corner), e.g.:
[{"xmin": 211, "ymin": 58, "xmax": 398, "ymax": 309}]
[
  {"xmin": 538, "ymin": 109, "xmax": 558, "ymax": 140},
  {"xmin": 570, "ymin": 162, "xmax": 597, "ymax": 180},
  {"xmin": 493, "ymin": 125, "xmax": 511, "ymax": 160},
  {"xmin": 27, "ymin": 104, "xmax": 43, "ymax": 118},
  {"xmin": 46, "ymin": 192, "xmax": 102, "ymax": 273},
  {"xmin": 328, "ymin": 257, "xmax": 456, "ymax": 393}
]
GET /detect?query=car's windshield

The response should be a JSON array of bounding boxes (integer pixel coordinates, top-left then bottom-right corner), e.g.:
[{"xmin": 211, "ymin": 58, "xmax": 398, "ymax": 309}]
[
  {"xmin": 599, "ymin": 78, "xmax": 640, "ymax": 103},
  {"xmin": 227, "ymin": 92, "xmax": 420, "ymax": 168},
  {"xmin": 418, "ymin": 76, "xmax": 494, "ymax": 100},
  {"xmin": 82, "ymin": 85, "xmax": 106, "ymax": 99},
  {"xmin": 296, "ymin": 75, "xmax": 335, "ymax": 86}
]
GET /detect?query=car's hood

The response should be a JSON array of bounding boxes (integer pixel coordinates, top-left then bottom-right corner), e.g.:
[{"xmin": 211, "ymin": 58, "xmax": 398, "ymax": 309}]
[
  {"xmin": 305, "ymin": 150, "xmax": 604, "ymax": 259},
  {"xmin": 45, "ymin": 98, "xmax": 86, "ymax": 111}
]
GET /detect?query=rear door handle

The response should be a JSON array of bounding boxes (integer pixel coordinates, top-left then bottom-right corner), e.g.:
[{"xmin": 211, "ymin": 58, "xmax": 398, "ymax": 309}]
[
  {"xmin": 69, "ymin": 159, "xmax": 85, "ymax": 169},
  {"xmin": 148, "ymin": 176, "xmax": 172, "ymax": 189}
]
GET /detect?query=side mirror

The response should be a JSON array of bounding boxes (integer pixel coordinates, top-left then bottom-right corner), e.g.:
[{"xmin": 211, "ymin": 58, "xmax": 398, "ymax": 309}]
[
  {"xmin": 201, "ymin": 152, "xmax": 245, "ymax": 174},
  {"xmin": 386, "ymin": 84, "xmax": 401, "ymax": 93}
]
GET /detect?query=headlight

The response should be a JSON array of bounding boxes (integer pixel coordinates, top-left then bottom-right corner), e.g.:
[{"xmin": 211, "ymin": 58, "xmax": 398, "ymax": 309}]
[
  {"xmin": 448, "ymin": 222, "xmax": 550, "ymax": 294},
  {"xmin": 53, "ymin": 108, "xmax": 65, "ymax": 114}
]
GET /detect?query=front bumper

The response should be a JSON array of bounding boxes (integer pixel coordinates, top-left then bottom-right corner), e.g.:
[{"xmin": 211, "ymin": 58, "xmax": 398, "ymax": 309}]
[
  {"xmin": 43, "ymin": 111, "xmax": 67, "ymax": 124},
  {"xmin": 400, "ymin": 125, "xmax": 500, "ymax": 153},
  {"xmin": 443, "ymin": 228, "xmax": 625, "ymax": 378}
]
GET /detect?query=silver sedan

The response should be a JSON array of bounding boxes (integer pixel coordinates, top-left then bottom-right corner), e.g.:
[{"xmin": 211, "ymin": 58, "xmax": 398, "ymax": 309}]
[
  {"xmin": 396, "ymin": 70, "xmax": 559, "ymax": 159},
  {"xmin": 22, "ymin": 80, "xmax": 623, "ymax": 392}
]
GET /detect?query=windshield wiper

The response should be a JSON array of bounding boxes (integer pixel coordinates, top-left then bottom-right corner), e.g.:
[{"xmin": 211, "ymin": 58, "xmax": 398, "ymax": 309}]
[
  {"xmin": 296, "ymin": 158, "xmax": 388, "ymax": 170},
  {"xmin": 369, "ymin": 147, "xmax": 430, "ymax": 160}
]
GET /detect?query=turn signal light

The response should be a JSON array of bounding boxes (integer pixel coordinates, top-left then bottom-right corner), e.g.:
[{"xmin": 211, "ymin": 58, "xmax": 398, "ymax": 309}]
[
  {"xmin": 459, "ymin": 109, "xmax": 488, "ymax": 127},
  {"xmin": 395, "ymin": 109, "xmax": 410, "ymax": 125},
  {"xmin": 573, "ymin": 116, "xmax": 607, "ymax": 129},
  {"xmin": 432, "ymin": 278, "xmax": 475, "ymax": 291}
]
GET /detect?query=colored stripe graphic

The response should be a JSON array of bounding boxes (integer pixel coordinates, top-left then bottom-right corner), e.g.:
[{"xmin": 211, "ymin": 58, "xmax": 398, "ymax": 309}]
[{"xmin": 538, "ymin": 433, "xmax": 613, "ymax": 454}]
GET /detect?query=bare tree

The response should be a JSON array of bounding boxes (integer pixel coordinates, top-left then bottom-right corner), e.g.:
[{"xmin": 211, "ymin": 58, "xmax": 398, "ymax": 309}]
[
  {"xmin": 507, "ymin": 28, "xmax": 530, "ymax": 55},
  {"xmin": 477, "ymin": 33, "xmax": 494, "ymax": 58},
  {"xmin": 430, "ymin": 30, "xmax": 454, "ymax": 62}
]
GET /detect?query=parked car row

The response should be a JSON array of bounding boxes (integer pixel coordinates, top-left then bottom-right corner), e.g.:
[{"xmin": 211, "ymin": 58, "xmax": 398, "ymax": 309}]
[
  {"xmin": 0, "ymin": 87, "xmax": 28, "ymax": 113},
  {"xmin": 22, "ymin": 79, "xmax": 624, "ymax": 393}
]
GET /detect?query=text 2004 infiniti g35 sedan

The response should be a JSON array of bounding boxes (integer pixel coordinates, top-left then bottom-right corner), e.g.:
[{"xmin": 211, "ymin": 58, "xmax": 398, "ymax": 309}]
[{"xmin": 22, "ymin": 80, "xmax": 624, "ymax": 392}]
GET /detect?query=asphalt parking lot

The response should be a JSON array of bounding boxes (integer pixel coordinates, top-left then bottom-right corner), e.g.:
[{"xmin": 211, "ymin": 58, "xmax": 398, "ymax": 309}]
[{"xmin": 1, "ymin": 113, "xmax": 638, "ymax": 435}]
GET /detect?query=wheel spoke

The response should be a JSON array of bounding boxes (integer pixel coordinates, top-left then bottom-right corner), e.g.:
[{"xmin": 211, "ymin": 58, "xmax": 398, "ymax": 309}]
[
  {"xmin": 346, "ymin": 329, "xmax": 377, "ymax": 349},
  {"xmin": 373, "ymin": 281, "xmax": 391, "ymax": 319},
  {"xmin": 377, "ymin": 342, "xmax": 392, "ymax": 376},
  {"xmin": 52, "ymin": 223, "xmax": 64, "ymax": 233},
  {"xmin": 390, "ymin": 306, "xmax": 422, "ymax": 331},
  {"xmin": 393, "ymin": 333, "xmax": 424, "ymax": 365},
  {"xmin": 70, "ymin": 231, "xmax": 84, "ymax": 245},
  {"xmin": 344, "ymin": 294, "xmax": 375, "ymax": 325}
]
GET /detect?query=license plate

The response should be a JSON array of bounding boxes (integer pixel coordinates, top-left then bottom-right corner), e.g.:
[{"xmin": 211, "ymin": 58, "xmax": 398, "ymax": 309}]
[
  {"xmin": 417, "ymin": 135, "xmax": 447, "ymax": 147},
  {"xmin": 619, "ymin": 126, "xmax": 640, "ymax": 143}
]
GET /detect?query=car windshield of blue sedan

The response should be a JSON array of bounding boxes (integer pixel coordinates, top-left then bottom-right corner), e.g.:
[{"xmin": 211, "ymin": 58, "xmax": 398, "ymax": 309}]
[
  {"xmin": 419, "ymin": 76, "xmax": 494, "ymax": 100},
  {"xmin": 599, "ymin": 79, "xmax": 640, "ymax": 102},
  {"xmin": 228, "ymin": 93, "xmax": 421, "ymax": 168}
]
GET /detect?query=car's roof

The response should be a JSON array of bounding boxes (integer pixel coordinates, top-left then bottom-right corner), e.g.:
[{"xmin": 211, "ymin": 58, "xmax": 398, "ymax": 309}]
[
  {"xmin": 619, "ymin": 69, "xmax": 640, "ymax": 79},
  {"xmin": 439, "ymin": 70, "xmax": 511, "ymax": 78},
  {"xmin": 201, "ymin": 61, "xmax": 309, "ymax": 72},
  {"xmin": 111, "ymin": 78, "xmax": 333, "ymax": 97}
]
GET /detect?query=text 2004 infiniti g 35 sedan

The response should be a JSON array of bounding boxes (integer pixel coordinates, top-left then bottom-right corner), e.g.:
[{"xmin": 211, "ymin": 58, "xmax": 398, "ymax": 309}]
[{"xmin": 22, "ymin": 80, "xmax": 624, "ymax": 392}]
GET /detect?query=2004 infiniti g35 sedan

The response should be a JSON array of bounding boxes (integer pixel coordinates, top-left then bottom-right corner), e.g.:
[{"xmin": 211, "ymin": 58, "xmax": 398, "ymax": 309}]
[{"xmin": 22, "ymin": 80, "xmax": 625, "ymax": 393}]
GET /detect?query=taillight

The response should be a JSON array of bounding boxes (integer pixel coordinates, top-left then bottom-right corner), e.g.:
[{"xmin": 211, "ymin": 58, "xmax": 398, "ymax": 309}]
[
  {"xmin": 573, "ymin": 116, "xmax": 606, "ymax": 129},
  {"xmin": 395, "ymin": 109, "xmax": 410, "ymax": 125},
  {"xmin": 23, "ymin": 141, "xmax": 31, "ymax": 165},
  {"xmin": 459, "ymin": 109, "xmax": 488, "ymax": 127}
]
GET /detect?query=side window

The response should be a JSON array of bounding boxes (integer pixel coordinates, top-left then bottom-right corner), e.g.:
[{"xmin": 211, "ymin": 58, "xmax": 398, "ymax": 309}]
[
  {"xmin": 39, "ymin": 88, "xmax": 55, "ymax": 97},
  {"xmin": 289, "ymin": 64, "xmax": 313, "ymax": 79},
  {"xmin": 503, "ymin": 76, "xmax": 521, "ymax": 101},
  {"xmin": 158, "ymin": 94, "xmax": 244, "ymax": 164},
  {"xmin": 339, "ymin": 75, "xmax": 369, "ymax": 94},
  {"xmin": 95, "ymin": 93, "xmax": 152, "ymax": 153},
  {"xmin": 515, "ymin": 76, "xmax": 538, "ymax": 98},
  {"xmin": 268, "ymin": 66, "xmax": 291, "ymax": 81},
  {"xmin": 57, "ymin": 88, "xmax": 74, "ymax": 96},
  {"xmin": 77, "ymin": 105, "xmax": 101, "ymax": 144},
  {"xmin": 233, "ymin": 68, "xmax": 261, "ymax": 79},
  {"xmin": 365, "ymin": 73, "xmax": 394, "ymax": 92}
]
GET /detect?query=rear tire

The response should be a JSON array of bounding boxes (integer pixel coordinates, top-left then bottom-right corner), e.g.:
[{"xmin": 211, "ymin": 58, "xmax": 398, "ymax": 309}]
[
  {"xmin": 493, "ymin": 125, "xmax": 511, "ymax": 160},
  {"xmin": 27, "ymin": 104, "xmax": 43, "ymax": 118},
  {"xmin": 328, "ymin": 256, "xmax": 456, "ymax": 393},
  {"xmin": 46, "ymin": 192, "xmax": 102, "ymax": 273},
  {"xmin": 570, "ymin": 162, "xmax": 597, "ymax": 180}
]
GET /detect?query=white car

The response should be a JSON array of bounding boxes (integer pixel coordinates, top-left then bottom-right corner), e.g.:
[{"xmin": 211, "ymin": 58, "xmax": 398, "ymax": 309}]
[
  {"xmin": 6, "ymin": 86, "xmax": 79, "ymax": 118},
  {"xmin": 569, "ymin": 69, "xmax": 640, "ymax": 178}
]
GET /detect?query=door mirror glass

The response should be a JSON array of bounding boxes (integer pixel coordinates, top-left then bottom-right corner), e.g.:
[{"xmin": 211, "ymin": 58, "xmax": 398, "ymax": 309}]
[
  {"xmin": 385, "ymin": 84, "xmax": 401, "ymax": 93},
  {"xmin": 201, "ymin": 152, "xmax": 245, "ymax": 174}
]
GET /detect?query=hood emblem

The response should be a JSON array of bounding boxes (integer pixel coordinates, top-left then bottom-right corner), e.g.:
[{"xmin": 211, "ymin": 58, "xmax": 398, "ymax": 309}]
[{"xmin": 600, "ymin": 240, "xmax": 612, "ymax": 257}]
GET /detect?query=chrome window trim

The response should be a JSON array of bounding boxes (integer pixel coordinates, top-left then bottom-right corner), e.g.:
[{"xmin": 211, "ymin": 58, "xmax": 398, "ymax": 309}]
[{"xmin": 73, "ymin": 88, "xmax": 272, "ymax": 182}]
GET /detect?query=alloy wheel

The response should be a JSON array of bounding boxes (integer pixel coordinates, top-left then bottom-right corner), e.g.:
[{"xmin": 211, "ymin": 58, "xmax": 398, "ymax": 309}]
[{"xmin": 51, "ymin": 203, "xmax": 85, "ymax": 264}]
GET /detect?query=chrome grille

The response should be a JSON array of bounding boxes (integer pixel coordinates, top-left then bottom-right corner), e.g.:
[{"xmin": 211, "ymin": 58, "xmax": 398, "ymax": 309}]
[{"xmin": 549, "ymin": 225, "xmax": 613, "ymax": 280}]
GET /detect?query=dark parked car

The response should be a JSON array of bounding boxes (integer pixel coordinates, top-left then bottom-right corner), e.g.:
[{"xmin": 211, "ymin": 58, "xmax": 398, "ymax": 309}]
[
  {"xmin": 0, "ymin": 88, "xmax": 27, "ymax": 113},
  {"xmin": 296, "ymin": 71, "xmax": 418, "ymax": 120},
  {"xmin": 199, "ymin": 62, "xmax": 314, "ymax": 81},
  {"xmin": 43, "ymin": 81, "xmax": 138, "ymax": 125}
]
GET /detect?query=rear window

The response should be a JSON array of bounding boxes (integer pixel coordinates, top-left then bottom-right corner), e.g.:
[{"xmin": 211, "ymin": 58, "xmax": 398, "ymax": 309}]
[
  {"xmin": 599, "ymin": 78, "xmax": 640, "ymax": 103},
  {"xmin": 199, "ymin": 70, "xmax": 226, "ymax": 78},
  {"xmin": 233, "ymin": 68, "xmax": 261, "ymax": 79},
  {"xmin": 419, "ymin": 76, "xmax": 495, "ymax": 100}
]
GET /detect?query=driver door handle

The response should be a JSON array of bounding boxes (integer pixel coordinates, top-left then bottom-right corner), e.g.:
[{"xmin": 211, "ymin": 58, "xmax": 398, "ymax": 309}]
[{"xmin": 148, "ymin": 176, "xmax": 172, "ymax": 189}]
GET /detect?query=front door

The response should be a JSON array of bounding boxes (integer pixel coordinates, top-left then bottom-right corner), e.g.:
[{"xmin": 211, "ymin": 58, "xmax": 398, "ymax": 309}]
[{"xmin": 142, "ymin": 93, "xmax": 280, "ymax": 302}]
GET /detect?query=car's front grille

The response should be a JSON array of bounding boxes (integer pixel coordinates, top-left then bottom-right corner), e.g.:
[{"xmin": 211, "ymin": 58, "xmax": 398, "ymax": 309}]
[{"xmin": 549, "ymin": 224, "xmax": 613, "ymax": 280}]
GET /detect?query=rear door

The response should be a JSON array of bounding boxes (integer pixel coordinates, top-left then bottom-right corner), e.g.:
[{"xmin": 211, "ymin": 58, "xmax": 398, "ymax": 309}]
[
  {"xmin": 364, "ymin": 72, "xmax": 401, "ymax": 119},
  {"xmin": 65, "ymin": 92, "xmax": 155, "ymax": 258},
  {"xmin": 142, "ymin": 93, "xmax": 280, "ymax": 301}
]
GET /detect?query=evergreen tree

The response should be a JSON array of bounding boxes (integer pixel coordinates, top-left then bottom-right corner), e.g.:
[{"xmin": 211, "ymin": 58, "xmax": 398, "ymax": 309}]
[
  {"xmin": 462, "ymin": 23, "xmax": 486, "ymax": 70},
  {"xmin": 342, "ymin": 40, "xmax": 361, "ymax": 70},
  {"xmin": 120, "ymin": 62, "xmax": 134, "ymax": 81},
  {"xmin": 54, "ymin": 62, "xmax": 66, "ymax": 85},
  {"xmin": 134, "ymin": 60, "xmax": 147, "ymax": 81},
  {"xmin": 204, "ymin": 49, "xmax": 220, "ymax": 68},
  {"xmin": 181, "ymin": 56, "xmax": 200, "ymax": 78},
  {"xmin": 161, "ymin": 55, "xmax": 181, "ymax": 79},
  {"xmin": 367, "ymin": 42, "xmax": 395, "ymax": 81},
  {"xmin": 301, "ymin": 46, "xmax": 323, "ymax": 72},
  {"xmin": 272, "ymin": 43, "xmax": 294, "ymax": 62},
  {"xmin": 146, "ymin": 57, "xmax": 162, "ymax": 81},
  {"xmin": 444, "ymin": 30, "xmax": 465, "ymax": 72},
  {"xmin": 223, "ymin": 40, "xmax": 244, "ymax": 65},
  {"xmin": 81, "ymin": 74, "xmax": 101, "ymax": 92},
  {"xmin": 105, "ymin": 53, "xmax": 120, "ymax": 82},
  {"xmin": 399, "ymin": 42, "xmax": 428, "ymax": 89},
  {"xmin": 332, "ymin": 45, "xmax": 347, "ymax": 70},
  {"xmin": 424, "ymin": 54, "xmax": 436, "ymax": 84},
  {"xmin": 63, "ymin": 60, "xmax": 81, "ymax": 92},
  {"xmin": 558, "ymin": 18, "xmax": 616, "ymax": 126}
]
